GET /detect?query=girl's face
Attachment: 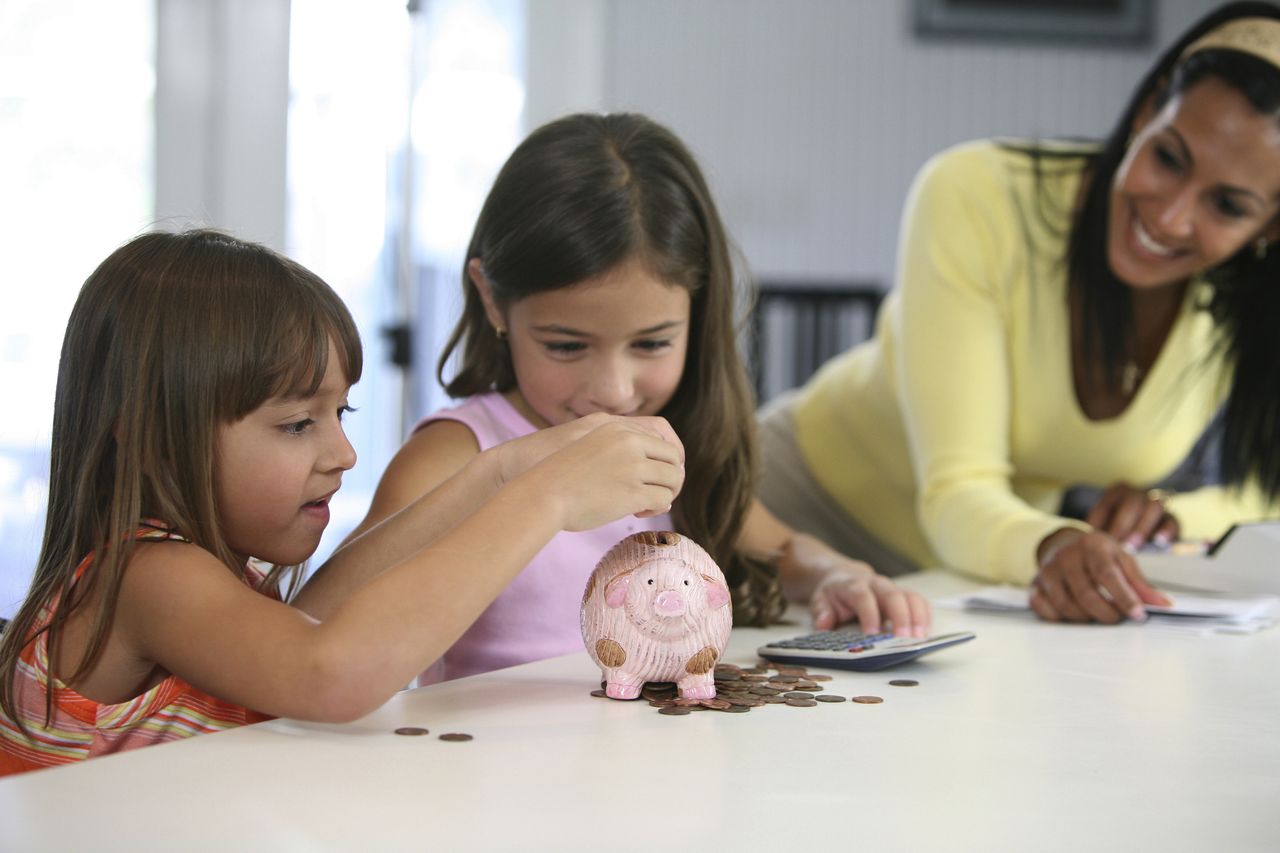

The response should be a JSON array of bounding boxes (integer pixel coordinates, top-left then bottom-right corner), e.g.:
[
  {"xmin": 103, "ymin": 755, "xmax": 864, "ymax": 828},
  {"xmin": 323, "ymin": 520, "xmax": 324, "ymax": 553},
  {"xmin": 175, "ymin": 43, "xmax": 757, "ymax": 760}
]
[
  {"xmin": 1107, "ymin": 76, "xmax": 1280, "ymax": 290},
  {"xmin": 480, "ymin": 257, "xmax": 691, "ymax": 428},
  {"xmin": 214, "ymin": 340, "xmax": 357, "ymax": 567}
]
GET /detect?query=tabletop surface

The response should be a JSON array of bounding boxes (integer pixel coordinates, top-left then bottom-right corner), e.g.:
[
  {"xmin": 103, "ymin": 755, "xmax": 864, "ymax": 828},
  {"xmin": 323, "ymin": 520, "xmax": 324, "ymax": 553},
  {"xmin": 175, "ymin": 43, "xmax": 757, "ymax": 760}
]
[{"xmin": 2, "ymin": 571, "xmax": 1277, "ymax": 852}]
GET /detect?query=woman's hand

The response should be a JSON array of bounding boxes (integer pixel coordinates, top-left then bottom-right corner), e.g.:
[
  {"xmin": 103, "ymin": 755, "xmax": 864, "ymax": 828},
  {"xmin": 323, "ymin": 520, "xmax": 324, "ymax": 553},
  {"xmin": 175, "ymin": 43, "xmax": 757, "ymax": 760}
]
[
  {"xmin": 1031, "ymin": 529, "xmax": 1171, "ymax": 623},
  {"xmin": 1085, "ymin": 482, "xmax": 1180, "ymax": 551}
]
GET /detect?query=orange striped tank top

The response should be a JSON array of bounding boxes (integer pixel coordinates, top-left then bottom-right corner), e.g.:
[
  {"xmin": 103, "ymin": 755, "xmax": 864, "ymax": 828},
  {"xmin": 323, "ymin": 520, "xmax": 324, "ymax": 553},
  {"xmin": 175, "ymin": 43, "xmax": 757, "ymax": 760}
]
[{"xmin": 0, "ymin": 525, "xmax": 274, "ymax": 776}]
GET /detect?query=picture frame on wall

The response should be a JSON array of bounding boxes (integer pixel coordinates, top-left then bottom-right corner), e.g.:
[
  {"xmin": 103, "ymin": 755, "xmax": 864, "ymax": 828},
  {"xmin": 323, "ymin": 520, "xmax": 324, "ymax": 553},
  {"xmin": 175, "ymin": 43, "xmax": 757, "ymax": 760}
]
[{"xmin": 913, "ymin": 0, "xmax": 1154, "ymax": 46}]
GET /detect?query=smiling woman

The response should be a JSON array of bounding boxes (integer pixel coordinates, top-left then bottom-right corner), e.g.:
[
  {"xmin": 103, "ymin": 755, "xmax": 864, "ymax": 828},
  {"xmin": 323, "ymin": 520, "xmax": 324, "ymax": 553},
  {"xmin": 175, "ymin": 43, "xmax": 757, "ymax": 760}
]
[{"xmin": 758, "ymin": 1, "xmax": 1280, "ymax": 625}]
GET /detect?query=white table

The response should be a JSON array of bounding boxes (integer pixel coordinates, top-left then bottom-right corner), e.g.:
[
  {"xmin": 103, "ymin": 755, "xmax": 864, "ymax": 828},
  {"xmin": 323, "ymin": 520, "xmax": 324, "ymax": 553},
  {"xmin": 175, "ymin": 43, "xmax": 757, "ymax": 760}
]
[{"xmin": 2, "ymin": 571, "xmax": 1277, "ymax": 852}]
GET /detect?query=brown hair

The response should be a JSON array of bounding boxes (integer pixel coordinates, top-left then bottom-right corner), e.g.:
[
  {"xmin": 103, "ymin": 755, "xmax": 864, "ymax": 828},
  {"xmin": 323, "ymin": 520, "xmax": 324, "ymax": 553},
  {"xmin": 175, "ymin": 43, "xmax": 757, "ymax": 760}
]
[
  {"xmin": 0, "ymin": 228, "xmax": 362, "ymax": 733},
  {"xmin": 438, "ymin": 112, "xmax": 784, "ymax": 625}
]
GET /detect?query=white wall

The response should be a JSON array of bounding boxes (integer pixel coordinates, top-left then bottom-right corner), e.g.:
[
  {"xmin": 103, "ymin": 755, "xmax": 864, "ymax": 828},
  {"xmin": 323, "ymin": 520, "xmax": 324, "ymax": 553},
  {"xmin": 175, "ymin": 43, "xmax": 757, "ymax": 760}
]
[{"xmin": 527, "ymin": 0, "xmax": 1225, "ymax": 288}]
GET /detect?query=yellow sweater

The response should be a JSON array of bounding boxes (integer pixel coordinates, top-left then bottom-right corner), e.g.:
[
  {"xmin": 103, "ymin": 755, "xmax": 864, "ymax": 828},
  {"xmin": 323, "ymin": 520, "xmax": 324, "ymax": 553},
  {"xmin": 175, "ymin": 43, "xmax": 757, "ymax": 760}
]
[{"xmin": 792, "ymin": 140, "xmax": 1273, "ymax": 585}]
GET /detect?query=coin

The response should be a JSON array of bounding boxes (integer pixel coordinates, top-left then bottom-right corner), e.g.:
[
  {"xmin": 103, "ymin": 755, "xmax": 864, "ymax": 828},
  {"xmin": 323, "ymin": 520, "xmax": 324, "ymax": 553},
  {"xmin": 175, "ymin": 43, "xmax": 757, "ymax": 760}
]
[
  {"xmin": 784, "ymin": 697, "xmax": 818, "ymax": 707},
  {"xmin": 815, "ymin": 695, "xmax": 846, "ymax": 703},
  {"xmin": 850, "ymin": 695, "xmax": 884, "ymax": 704},
  {"xmin": 720, "ymin": 704, "xmax": 750, "ymax": 713},
  {"xmin": 888, "ymin": 679, "xmax": 919, "ymax": 687},
  {"xmin": 438, "ymin": 733, "xmax": 473, "ymax": 741},
  {"xmin": 658, "ymin": 706, "xmax": 691, "ymax": 716},
  {"xmin": 783, "ymin": 691, "xmax": 815, "ymax": 699},
  {"xmin": 393, "ymin": 726, "xmax": 429, "ymax": 736},
  {"xmin": 749, "ymin": 685, "xmax": 782, "ymax": 696}
]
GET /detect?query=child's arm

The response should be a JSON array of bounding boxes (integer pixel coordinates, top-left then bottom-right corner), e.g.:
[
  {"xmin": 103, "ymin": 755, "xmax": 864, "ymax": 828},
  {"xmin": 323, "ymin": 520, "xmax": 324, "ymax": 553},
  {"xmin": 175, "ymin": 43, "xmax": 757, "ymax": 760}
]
[
  {"xmin": 289, "ymin": 420, "xmax": 486, "ymax": 619},
  {"xmin": 294, "ymin": 413, "xmax": 682, "ymax": 620},
  {"xmin": 115, "ymin": 420, "xmax": 684, "ymax": 722},
  {"xmin": 737, "ymin": 500, "xmax": 932, "ymax": 636}
]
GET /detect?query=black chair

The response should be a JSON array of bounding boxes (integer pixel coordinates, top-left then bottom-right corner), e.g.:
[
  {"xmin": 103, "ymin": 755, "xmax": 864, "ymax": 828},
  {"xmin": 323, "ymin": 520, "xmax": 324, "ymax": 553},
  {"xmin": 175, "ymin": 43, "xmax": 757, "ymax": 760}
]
[{"xmin": 748, "ymin": 280, "xmax": 884, "ymax": 404}]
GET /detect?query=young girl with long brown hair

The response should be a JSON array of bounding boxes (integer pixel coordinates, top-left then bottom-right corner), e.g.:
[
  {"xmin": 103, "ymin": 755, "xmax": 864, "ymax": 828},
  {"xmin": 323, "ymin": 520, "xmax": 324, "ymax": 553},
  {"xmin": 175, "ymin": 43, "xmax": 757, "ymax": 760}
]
[
  {"xmin": 348, "ymin": 112, "xmax": 931, "ymax": 685},
  {"xmin": 0, "ymin": 228, "xmax": 684, "ymax": 774}
]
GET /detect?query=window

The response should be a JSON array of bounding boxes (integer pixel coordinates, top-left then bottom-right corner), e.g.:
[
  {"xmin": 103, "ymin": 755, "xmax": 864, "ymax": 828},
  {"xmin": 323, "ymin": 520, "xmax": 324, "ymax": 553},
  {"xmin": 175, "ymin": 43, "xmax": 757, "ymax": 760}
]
[
  {"xmin": 0, "ymin": 0, "xmax": 155, "ymax": 616},
  {"xmin": 287, "ymin": 0, "xmax": 525, "ymax": 564}
]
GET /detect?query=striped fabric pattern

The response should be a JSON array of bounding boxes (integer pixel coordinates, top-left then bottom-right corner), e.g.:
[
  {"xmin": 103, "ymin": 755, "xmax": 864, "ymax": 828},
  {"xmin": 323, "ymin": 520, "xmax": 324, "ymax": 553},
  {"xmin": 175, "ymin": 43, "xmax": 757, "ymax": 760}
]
[{"xmin": 0, "ymin": 525, "xmax": 274, "ymax": 776}]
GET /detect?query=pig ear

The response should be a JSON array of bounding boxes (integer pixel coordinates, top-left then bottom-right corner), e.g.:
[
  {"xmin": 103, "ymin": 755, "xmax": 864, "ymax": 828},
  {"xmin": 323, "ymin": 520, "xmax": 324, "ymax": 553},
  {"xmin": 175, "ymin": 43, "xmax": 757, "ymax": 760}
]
[
  {"xmin": 702, "ymin": 575, "xmax": 730, "ymax": 609},
  {"xmin": 604, "ymin": 573, "xmax": 632, "ymax": 608}
]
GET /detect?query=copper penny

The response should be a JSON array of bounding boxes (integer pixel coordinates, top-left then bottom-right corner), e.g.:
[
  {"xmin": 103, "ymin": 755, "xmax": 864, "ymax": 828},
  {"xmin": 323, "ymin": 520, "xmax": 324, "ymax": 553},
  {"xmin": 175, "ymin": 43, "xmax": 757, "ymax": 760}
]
[
  {"xmin": 394, "ymin": 726, "xmax": 429, "ymax": 736},
  {"xmin": 889, "ymin": 679, "xmax": 919, "ymax": 687},
  {"xmin": 658, "ymin": 706, "xmax": 691, "ymax": 716},
  {"xmin": 851, "ymin": 695, "xmax": 884, "ymax": 704},
  {"xmin": 816, "ymin": 695, "xmax": 847, "ymax": 703},
  {"xmin": 438, "ymin": 732, "xmax": 473, "ymax": 741},
  {"xmin": 784, "ymin": 697, "xmax": 818, "ymax": 707}
]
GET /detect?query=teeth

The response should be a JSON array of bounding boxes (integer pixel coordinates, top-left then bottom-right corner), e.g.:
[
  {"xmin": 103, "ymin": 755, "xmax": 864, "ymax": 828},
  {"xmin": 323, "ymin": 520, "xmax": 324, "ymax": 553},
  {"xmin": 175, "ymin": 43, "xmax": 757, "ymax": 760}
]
[{"xmin": 1133, "ymin": 217, "xmax": 1176, "ymax": 258}]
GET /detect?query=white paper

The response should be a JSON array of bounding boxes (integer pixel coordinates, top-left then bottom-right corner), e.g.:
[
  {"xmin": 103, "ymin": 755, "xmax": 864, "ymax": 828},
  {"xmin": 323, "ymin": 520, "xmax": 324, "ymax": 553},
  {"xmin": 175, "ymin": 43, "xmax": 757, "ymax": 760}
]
[{"xmin": 936, "ymin": 584, "xmax": 1280, "ymax": 634}]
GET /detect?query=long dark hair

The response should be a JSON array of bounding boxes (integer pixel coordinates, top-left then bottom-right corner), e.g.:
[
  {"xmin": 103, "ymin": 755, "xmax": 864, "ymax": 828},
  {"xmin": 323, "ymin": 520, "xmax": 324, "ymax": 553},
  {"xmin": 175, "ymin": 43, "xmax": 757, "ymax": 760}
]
[
  {"xmin": 0, "ymin": 229, "xmax": 362, "ymax": 734},
  {"xmin": 439, "ymin": 112, "xmax": 784, "ymax": 625},
  {"xmin": 1068, "ymin": 1, "xmax": 1280, "ymax": 501}
]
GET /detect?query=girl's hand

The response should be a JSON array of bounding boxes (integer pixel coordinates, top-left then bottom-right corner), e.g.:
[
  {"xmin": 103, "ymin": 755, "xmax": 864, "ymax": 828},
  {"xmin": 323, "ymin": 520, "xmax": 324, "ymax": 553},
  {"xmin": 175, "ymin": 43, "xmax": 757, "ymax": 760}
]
[
  {"xmin": 809, "ymin": 566, "xmax": 933, "ymax": 638},
  {"xmin": 491, "ymin": 413, "xmax": 684, "ymax": 487},
  {"xmin": 530, "ymin": 418, "xmax": 685, "ymax": 531},
  {"xmin": 1031, "ymin": 529, "xmax": 1171, "ymax": 623},
  {"xmin": 776, "ymin": 532, "xmax": 932, "ymax": 637},
  {"xmin": 1085, "ymin": 482, "xmax": 1180, "ymax": 552}
]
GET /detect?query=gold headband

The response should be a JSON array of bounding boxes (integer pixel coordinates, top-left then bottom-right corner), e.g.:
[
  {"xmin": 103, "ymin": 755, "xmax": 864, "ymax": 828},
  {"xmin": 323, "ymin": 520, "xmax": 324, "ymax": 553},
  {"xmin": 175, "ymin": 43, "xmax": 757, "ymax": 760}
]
[{"xmin": 1180, "ymin": 17, "xmax": 1280, "ymax": 70}]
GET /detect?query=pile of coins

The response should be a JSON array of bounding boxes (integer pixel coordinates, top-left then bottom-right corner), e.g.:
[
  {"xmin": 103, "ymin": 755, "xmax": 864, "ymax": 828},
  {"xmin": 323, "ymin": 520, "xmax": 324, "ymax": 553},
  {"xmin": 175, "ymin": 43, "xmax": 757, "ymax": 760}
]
[{"xmin": 589, "ymin": 660, "xmax": 918, "ymax": 714}]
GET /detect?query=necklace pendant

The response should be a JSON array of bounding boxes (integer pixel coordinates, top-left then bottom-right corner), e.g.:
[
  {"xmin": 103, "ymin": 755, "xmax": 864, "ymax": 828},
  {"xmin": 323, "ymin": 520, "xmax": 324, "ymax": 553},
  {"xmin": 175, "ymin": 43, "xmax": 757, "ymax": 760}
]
[{"xmin": 1121, "ymin": 361, "xmax": 1141, "ymax": 396}]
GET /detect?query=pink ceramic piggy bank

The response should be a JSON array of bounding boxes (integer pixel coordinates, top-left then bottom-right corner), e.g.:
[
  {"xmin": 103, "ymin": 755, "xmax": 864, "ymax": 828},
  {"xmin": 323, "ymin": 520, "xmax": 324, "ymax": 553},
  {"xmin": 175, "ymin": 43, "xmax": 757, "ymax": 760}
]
[{"xmin": 581, "ymin": 531, "xmax": 733, "ymax": 700}]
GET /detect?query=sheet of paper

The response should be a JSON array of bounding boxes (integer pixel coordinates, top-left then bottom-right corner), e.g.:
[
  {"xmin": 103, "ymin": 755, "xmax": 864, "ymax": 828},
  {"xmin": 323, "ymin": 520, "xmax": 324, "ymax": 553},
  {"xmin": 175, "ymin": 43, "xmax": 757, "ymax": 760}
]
[{"xmin": 935, "ymin": 584, "xmax": 1280, "ymax": 634}]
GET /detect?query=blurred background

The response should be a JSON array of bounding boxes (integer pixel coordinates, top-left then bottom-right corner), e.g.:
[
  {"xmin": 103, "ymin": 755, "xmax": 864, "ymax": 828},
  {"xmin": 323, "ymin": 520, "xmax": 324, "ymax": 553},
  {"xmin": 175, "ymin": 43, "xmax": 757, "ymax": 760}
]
[{"xmin": 0, "ymin": 0, "xmax": 1224, "ymax": 615}]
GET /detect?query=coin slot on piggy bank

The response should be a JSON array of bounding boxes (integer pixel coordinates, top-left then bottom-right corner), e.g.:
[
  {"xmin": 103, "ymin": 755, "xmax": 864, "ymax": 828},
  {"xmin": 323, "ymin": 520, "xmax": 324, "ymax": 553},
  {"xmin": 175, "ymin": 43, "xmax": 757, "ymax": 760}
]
[{"xmin": 580, "ymin": 531, "xmax": 733, "ymax": 700}]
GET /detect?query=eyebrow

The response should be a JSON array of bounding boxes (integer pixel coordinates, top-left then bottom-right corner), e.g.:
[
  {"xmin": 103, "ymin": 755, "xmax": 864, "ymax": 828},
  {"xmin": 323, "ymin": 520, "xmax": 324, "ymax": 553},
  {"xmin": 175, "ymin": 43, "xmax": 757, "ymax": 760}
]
[
  {"xmin": 531, "ymin": 320, "xmax": 686, "ymax": 337},
  {"xmin": 1164, "ymin": 127, "xmax": 1268, "ymax": 205}
]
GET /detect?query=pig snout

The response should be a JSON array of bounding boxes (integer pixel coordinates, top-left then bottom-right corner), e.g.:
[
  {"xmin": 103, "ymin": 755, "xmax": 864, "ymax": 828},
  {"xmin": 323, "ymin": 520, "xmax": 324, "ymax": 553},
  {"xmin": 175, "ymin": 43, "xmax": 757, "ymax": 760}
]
[{"xmin": 653, "ymin": 589, "xmax": 686, "ymax": 617}]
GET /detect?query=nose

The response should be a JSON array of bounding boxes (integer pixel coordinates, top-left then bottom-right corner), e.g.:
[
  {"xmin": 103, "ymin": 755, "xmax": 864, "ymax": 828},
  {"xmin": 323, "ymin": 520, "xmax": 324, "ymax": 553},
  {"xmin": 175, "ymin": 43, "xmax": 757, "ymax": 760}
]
[
  {"xmin": 1154, "ymin": 185, "xmax": 1197, "ymax": 239},
  {"xmin": 324, "ymin": 425, "xmax": 357, "ymax": 473},
  {"xmin": 586, "ymin": 355, "xmax": 635, "ymax": 414},
  {"xmin": 653, "ymin": 589, "xmax": 686, "ymax": 617}
]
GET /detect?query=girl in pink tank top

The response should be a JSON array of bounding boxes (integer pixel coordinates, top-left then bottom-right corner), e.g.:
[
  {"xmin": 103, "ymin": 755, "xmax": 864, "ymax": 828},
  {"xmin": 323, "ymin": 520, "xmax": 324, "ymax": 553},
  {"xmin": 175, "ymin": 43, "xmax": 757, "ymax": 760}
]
[{"xmin": 349, "ymin": 113, "xmax": 933, "ymax": 688}]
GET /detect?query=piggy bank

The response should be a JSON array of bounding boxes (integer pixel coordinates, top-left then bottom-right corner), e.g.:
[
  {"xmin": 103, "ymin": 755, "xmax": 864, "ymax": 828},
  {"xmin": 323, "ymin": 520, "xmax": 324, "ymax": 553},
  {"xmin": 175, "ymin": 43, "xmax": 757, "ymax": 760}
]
[{"xmin": 581, "ymin": 531, "xmax": 733, "ymax": 700}]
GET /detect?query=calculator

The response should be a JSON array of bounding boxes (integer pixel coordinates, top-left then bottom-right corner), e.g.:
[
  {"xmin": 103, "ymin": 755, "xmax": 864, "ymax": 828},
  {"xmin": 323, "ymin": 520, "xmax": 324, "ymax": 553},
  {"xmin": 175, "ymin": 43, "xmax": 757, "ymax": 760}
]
[{"xmin": 757, "ymin": 630, "xmax": 976, "ymax": 672}]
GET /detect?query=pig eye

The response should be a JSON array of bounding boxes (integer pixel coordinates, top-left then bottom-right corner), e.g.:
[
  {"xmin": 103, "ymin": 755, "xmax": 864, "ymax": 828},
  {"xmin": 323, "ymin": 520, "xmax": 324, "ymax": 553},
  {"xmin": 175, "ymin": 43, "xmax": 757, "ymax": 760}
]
[
  {"xmin": 647, "ymin": 579, "xmax": 654, "ymax": 585},
  {"xmin": 683, "ymin": 580, "xmax": 690, "ymax": 586}
]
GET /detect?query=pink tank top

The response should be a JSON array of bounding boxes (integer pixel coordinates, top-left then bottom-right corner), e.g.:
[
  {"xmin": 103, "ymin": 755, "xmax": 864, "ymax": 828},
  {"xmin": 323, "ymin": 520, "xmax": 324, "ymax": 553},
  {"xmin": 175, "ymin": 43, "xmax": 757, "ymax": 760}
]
[{"xmin": 414, "ymin": 393, "xmax": 672, "ymax": 683}]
